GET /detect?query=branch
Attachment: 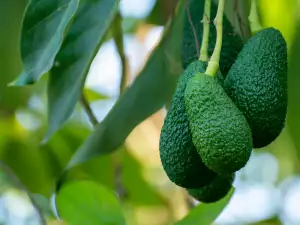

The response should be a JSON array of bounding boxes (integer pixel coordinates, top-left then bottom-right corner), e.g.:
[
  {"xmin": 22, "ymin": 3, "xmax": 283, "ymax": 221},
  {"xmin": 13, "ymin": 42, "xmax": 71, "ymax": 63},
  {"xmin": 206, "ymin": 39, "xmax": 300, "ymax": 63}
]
[
  {"xmin": 186, "ymin": 0, "xmax": 200, "ymax": 58},
  {"xmin": 80, "ymin": 94, "xmax": 98, "ymax": 126},
  {"xmin": 248, "ymin": 0, "xmax": 263, "ymax": 35},
  {"xmin": 205, "ymin": 0, "xmax": 226, "ymax": 77},
  {"xmin": 199, "ymin": 0, "xmax": 211, "ymax": 61},
  {"xmin": 0, "ymin": 161, "xmax": 46, "ymax": 225},
  {"xmin": 113, "ymin": 12, "xmax": 129, "ymax": 201}
]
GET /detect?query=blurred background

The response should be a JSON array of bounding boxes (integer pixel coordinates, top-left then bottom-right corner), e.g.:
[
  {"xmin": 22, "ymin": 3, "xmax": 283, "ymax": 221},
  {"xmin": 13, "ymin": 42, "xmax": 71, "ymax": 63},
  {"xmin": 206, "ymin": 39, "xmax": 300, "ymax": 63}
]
[{"xmin": 1, "ymin": 0, "xmax": 300, "ymax": 224}]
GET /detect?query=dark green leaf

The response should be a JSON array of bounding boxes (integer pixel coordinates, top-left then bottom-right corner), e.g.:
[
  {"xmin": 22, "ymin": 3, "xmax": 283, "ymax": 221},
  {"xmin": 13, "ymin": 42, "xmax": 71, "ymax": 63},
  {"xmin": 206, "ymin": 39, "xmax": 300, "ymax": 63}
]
[
  {"xmin": 63, "ymin": 0, "xmax": 185, "ymax": 171},
  {"xmin": 9, "ymin": 0, "xmax": 79, "ymax": 86},
  {"xmin": 174, "ymin": 188, "xmax": 235, "ymax": 225},
  {"xmin": 45, "ymin": 0, "xmax": 119, "ymax": 142},
  {"xmin": 56, "ymin": 180, "xmax": 125, "ymax": 225},
  {"xmin": 146, "ymin": 0, "xmax": 178, "ymax": 26}
]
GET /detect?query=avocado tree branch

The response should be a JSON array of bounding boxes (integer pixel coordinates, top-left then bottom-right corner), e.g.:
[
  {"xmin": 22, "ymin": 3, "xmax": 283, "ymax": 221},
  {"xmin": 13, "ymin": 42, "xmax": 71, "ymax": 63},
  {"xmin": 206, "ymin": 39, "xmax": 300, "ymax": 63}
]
[
  {"xmin": 186, "ymin": 0, "xmax": 200, "ymax": 58},
  {"xmin": 248, "ymin": 0, "xmax": 263, "ymax": 35},
  {"xmin": 205, "ymin": 0, "xmax": 225, "ymax": 77},
  {"xmin": 113, "ymin": 12, "xmax": 129, "ymax": 201},
  {"xmin": 199, "ymin": 0, "xmax": 211, "ymax": 61},
  {"xmin": 80, "ymin": 94, "xmax": 98, "ymax": 127}
]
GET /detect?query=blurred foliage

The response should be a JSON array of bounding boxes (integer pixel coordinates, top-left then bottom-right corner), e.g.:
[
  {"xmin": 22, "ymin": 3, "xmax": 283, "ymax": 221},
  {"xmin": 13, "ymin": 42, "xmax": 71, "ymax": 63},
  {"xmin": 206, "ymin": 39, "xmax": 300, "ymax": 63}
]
[{"xmin": 0, "ymin": 0, "xmax": 299, "ymax": 225}]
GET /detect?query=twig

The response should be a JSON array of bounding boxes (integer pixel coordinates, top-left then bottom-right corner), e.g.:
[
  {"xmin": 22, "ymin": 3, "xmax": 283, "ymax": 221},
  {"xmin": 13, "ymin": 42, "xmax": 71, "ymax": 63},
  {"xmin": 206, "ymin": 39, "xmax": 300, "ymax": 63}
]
[
  {"xmin": 186, "ymin": 0, "xmax": 200, "ymax": 58},
  {"xmin": 0, "ymin": 161, "xmax": 46, "ymax": 225},
  {"xmin": 199, "ymin": 0, "xmax": 211, "ymax": 61},
  {"xmin": 205, "ymin": 0, "xmax": 225, "ymax": 77},
  {"xmin": 113, "ymin": 12, "xmax": 129, "ymax": 201},
  {"xmin": 80, "ymin": 94, "xmax": 98, "ymax": 126}
]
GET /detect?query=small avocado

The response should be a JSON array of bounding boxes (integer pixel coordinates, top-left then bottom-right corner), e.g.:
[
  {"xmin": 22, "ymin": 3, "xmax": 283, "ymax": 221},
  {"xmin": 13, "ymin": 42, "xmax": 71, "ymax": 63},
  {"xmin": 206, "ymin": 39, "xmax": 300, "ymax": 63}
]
[
  {"xmin": 159, "ymin": 60, "xmax": 217, "ymax": 189},
  {"xmin": 187, "ymin": 173, "xmax": 235, "ymax": 203},
  {"xmin": 224, "ymin": 27, "xmax": 288, "ymax": 148},
  {"xmin": 184, "ymin": 73, "xmax": 252, "ymax": 174},
  {"xmin": 182, "ymin": 0, "xmax": 243, "ymax": 76}
]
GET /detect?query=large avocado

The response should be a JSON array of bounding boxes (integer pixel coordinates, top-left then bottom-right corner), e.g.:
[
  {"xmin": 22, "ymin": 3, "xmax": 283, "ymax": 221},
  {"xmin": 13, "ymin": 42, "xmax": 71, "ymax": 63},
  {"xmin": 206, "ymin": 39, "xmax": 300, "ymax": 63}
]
[
  {"xmin": 184, "ymin": 73, "xmax": 252, "ymax": 174},
  {"xmin": 187, "ymin": 173, "xmax": 235, "ymax": 203},
  {"xmin": 224, "ymin": 27, "xmax": 288, "ymax": 148},
  {"xmin": 182, "ymin": 0, "xmax": 243, "ymax": 75},
  {"xmin": 159, "ymin": 60, "xmax": 217, "ymax": 189}
]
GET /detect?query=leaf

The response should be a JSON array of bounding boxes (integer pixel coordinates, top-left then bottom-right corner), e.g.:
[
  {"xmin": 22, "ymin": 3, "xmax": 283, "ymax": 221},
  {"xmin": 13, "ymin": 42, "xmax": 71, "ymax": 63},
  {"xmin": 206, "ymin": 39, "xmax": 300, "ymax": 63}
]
[
  {"xmin": 63, "ymin": 0, "xmax": 185, "ymax": 172},
  {"xmin": 45, "ymin": 0, "xmax": 119, "ymax": 142},
  {"xmin": 122, "ymin": 150, "xmax": 166, "ymax": 206},
  {"xmin": 174, "ymin": 188, "xmax": 235, "ymax": 225},
  {"xmin": 0, "ymin": 0, "xmax": 30, "ymax": 112},
  {"xmin": 9, "ymin": 0, "xmax": 79, "ymax": 86},
  {"xmin": 83, "ymin": 88, "xmax": 110, "ymax": 102},
  {"xmin": 287, "ymin": 19, "xmax": 300, "ymax": 157},
  {"xmin": 56, "ymin": 180, "xmax": 125, "ymax": 225}
]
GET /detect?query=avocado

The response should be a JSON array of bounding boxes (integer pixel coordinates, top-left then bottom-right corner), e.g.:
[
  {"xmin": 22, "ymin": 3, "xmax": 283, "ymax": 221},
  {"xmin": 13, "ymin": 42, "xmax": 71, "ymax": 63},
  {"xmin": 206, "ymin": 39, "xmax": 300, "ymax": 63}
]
[
  {"xmin": 184, "ymin": 73, "xmax": 252, "ymax": 174},
  {"xmin": 182, "ymin": 0, "xmax": 243, "ymax": 76},
  {"xmin": 187, "ymin": 173, "xmax": 235, "ymax": 203},
  {"xmin": 224, "ymin": 27, "xmax": 288, "ymax": 148},
  {"xmin": 159, "ymin": 60, "xmax": 217, "ymax": 189}
]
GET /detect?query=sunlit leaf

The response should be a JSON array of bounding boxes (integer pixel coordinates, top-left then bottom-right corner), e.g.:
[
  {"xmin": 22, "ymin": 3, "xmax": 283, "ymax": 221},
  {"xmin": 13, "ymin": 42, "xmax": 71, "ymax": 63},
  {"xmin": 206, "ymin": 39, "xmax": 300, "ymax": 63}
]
[
  {"xmin": 174, "ymin": 188, "xmax": 235, "ymax": 225},
  {"xmin": 287, "ymin": 19, "xmax": 300, "ymax": 157},
  {"xmin": 9, "ymin": 0, "xmax": 79, "ymax": 86},
  {"xmin": 0, "ymin": 0, "xmax": 30, "ymax": 111},
  {"xmin": 45, "ymin": 0, "xmax": 119, "ymax": 141},
  {"xmin": 122, "ymin": 150, "xmax": 166, "ymax": 206},
  {"xmin": 0, "ymin": 134, "xmax": 53, "ymax": 196},
  {"xmin": 83, "ymin": 88, "xmax": 110, "ymax": 102},
  {"xmin": 63, "ymin": 0, "xmax": 185, "ymax": 172},
  {"xmin": 56, "ymin": 180, "xmax": 125, "ymax": 225}
]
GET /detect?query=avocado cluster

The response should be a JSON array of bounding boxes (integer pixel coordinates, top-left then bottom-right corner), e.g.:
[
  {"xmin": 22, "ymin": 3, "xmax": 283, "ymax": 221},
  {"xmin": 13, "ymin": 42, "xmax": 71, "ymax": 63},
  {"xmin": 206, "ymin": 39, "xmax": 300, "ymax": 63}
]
[{"xmin": 159, "ymin": 1, "xmax": 287, "ymax": 204}]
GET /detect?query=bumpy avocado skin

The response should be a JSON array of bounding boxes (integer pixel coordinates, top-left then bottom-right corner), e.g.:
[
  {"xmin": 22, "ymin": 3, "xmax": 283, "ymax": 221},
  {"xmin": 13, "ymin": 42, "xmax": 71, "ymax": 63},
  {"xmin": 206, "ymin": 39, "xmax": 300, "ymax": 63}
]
[
  {"xmin": 184, "ymin": 73, "xmax": 252, "ymax": 174},
  {"xmin": 224, "ymin": 28, "xmax": 288, "ymax": 148},
  {"xmin": 159, "ymin": 60, "xmax": 217, "ymax": 189},
  {"xmin": 187, "ymin": 173, "xmax": 235, "ymax": 203},
  {"xmin": 182, "ymin": 0, "xmax": 243, "ymax": 75}
]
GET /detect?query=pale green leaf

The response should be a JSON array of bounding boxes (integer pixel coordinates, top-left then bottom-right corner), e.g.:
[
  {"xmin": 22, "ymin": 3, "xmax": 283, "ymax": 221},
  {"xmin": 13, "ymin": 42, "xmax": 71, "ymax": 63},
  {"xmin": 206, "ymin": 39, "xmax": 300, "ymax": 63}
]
[
  {"xmin": 83, "ymin": 88, "xmax": 110, "ymax": 102},
  {"xmin": 56, "ymin": 180, "xmax": 125, "ymax": 225},
  {"xmin": 175, "ymin": 188, "xmax": 235, "ymax": 225}
]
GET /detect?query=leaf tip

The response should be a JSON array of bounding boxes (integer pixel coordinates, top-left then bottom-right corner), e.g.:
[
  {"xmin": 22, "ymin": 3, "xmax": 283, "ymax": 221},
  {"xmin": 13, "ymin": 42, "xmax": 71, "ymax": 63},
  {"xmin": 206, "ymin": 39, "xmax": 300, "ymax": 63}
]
[{"xmin": 7, "ymin": 73, "xmax": 38, "ymax": 87}]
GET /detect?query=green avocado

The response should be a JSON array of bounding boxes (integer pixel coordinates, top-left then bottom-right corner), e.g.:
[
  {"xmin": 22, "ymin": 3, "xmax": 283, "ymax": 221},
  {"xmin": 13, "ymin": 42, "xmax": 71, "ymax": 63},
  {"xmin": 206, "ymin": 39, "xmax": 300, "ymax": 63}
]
[
  {"xmin": 159, "ymin": 60, "xmax": 218, "ymax": 189},
  {"xmin": 224, "ymin": 27, "xmax": 288, "ymax": 148},
  {"xmin": 182, "ymin": 0, "xmax": 243, "ymax": 75},
  {"xmin": 187, "ymin": 173, "xmax": 235, "ymax": 203},
  {"xmin": 184, "ymin": 73, "xmax": 252, "ymax": 174}
]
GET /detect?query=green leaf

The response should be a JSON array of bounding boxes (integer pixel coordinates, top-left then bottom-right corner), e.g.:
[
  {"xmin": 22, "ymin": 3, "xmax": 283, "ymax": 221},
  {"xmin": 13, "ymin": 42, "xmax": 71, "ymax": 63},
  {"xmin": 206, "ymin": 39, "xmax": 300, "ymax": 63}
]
[
  {"xmin": 9, "ymin": 0, "xmax": 79, "ymax": 86},
  {"xmin": 56, "ymin": 180, "xmax": 125, "ymax": 225},
  {"xmin": 287, "ymin": 20, "xmax": 300, "ymax": 157},
  {"xmin": 63, "ymin": 0, "xmax": 185, "ymax": 172},
  {"xmin": 45, "ymin": 0, "xmax": 119, "ymax": 142},
  {"xmin": 122, "ymin": 150, "xmax": 166, "ymax": 206},
  {"xmin": 0, "ymin": 0, "xmax": 30, "ymax": 112},
  {"xmin": 174, "ymin": 188, "xmax": 235, "ymax": 225},
  {"xmin": 83, "ymin": 88, "xmax": 110, "ymax": 102}
]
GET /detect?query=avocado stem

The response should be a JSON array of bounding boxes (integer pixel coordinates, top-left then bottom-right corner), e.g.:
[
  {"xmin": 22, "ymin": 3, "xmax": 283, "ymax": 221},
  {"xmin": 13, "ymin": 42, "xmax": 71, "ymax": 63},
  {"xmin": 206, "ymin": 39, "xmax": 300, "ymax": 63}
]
[
  {"xmin": 205, "ymin": 0, "xmax": 225, "ymax": 77},
  {"xmin": 199, "ymin": 0, "xmax": 211, "ymax": 62},
  {"xmin": 248, "ymin": 0, "xmax": 263, "ymax": 35}
]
